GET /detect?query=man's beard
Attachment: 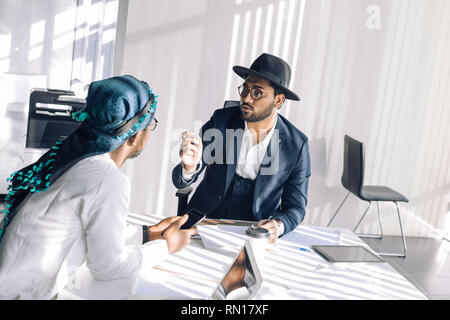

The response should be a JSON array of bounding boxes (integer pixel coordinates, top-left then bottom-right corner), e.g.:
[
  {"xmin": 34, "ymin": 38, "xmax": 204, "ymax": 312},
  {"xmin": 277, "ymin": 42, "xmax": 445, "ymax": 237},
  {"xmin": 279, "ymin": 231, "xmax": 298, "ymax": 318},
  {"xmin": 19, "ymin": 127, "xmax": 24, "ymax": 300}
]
[{"xmin": 240, "ymin": 100, "xmax": 275, "ymax": 122}]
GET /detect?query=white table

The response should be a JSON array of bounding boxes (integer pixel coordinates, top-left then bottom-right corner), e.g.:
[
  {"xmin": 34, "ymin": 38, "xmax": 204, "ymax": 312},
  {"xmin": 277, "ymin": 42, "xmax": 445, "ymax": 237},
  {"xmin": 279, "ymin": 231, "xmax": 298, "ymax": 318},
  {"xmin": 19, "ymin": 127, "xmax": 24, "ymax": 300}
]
[{"xmin": 57, "ymin": 213, "xmax": 428, "ymax": 300}]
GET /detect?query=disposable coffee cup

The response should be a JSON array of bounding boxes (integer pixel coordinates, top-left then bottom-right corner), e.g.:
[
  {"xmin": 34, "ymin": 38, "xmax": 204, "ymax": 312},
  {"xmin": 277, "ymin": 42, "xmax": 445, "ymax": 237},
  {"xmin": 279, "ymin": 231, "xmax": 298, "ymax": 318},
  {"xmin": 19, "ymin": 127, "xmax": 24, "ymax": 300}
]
[{"xmin": 246, "ymin": 225, "xmax": 270, "ymax": 268}]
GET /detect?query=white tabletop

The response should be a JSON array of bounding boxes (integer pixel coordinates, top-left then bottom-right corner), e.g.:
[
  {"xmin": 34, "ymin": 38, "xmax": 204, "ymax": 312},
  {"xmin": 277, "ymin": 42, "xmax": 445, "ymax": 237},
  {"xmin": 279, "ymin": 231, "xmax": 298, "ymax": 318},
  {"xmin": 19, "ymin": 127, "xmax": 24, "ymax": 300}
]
[{"xmin": 57, "ymin": 213, "xmax": 428, "ymax": 300}]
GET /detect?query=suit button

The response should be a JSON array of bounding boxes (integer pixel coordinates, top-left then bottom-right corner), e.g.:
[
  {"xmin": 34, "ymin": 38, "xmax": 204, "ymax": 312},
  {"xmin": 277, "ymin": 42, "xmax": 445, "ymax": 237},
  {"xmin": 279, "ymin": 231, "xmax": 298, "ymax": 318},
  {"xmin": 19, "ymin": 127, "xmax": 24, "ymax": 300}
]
[{"xmin": 218, "ymin": 195, "xmax": 222, "ymax": 200}]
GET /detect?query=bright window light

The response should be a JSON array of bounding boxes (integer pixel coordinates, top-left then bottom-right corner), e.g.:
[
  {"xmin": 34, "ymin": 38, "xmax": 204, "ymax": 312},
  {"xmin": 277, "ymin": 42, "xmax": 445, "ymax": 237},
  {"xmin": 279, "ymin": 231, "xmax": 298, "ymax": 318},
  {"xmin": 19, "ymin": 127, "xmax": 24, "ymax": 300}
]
[
  {"xmin": 54, "ymin": 7, "xmax": 77, "ymax": 36},
  {"xmin": 28, "ymin": 45, "xmax": 43, "ymax": 61},
  {"xmin": 30, "ymin": 20, "xmax": 46, "ymax": 46},
  {"xmin": 239, "ymin": 10, "xmax": 252, "ymax": 65},
  {"xmin": 87, "ymin": 2, "xmax": 103, "ymax": 28},
  {"xmin": 0, "ymin": 59, "xmax": 9, "ymax": 73},
  {"xmin": 104, "ymin": 0, "xmax": 119, "ymax": 26},
  {"xmin": 283, "ymin": 0, "xmax": 305, "ymax": 120},
  {"xmin": 273, "ymin": 1, "xmax": 285, "ymax": 56},
  {"xmin": 262, "ymin": 4, "xmax": 274, "ymax": 53},
  {"xmin": 102, "ymin": 28, "xmax": 115, "ymax": 45},
  {"xmin": 251, "ymin": 7, "xmax": 262, "ymax": 58},
  {"xmin": 52, "ymin": 32, "xmax": 75, "ymax": 51},
  {"xmin": 282, "ymin": 0, "xmax": 296, "ymax": 60},
  {"xmin": 224, "ymin": 13, "xmax": 241, "ymax": 101},
  {"xmin": 0, "ymin": 33, "xmax": 11, "ymax": 59}
]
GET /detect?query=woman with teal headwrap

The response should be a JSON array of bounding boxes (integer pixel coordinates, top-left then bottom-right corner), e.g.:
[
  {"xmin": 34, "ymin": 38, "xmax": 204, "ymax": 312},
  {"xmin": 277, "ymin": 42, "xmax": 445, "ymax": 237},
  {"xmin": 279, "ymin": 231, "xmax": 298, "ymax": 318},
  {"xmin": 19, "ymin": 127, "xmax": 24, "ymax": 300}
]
[{"xmin": 0, "ymin": 75, "xmax": 194, "ymax": 299}]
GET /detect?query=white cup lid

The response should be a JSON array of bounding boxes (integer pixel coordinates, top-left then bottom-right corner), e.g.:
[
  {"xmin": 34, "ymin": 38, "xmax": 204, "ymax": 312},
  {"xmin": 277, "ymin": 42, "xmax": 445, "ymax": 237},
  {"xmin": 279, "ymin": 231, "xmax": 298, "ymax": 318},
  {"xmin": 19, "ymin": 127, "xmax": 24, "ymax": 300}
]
[{"xmin": 246, "ymin": 225, "xmax": 269, "ymax": 239}]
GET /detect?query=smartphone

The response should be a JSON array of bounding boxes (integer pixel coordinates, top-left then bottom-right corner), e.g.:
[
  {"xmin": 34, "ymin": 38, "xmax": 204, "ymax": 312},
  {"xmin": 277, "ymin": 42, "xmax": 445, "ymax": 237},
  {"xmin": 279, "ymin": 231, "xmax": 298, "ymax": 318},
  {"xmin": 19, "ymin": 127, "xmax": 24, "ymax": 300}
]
[{"xmin": 180, "ymin": 209, "xmax": 207, "ymax": 230}]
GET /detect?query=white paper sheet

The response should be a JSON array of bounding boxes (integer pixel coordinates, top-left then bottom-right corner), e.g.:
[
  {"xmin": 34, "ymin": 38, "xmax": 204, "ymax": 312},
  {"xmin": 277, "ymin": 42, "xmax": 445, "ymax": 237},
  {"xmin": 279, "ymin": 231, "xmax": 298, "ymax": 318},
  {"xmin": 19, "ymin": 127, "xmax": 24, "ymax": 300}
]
[
  {"xmin": 277, "ymin": 225, "xmax": 341, "ymax": 248},
  {"xmin": 197, "ymin": 224, "xmax": 248, "ymax": 249},
  {"xmin": 132, "ymin": 245, "xmax": 234, "ymax": 299}
]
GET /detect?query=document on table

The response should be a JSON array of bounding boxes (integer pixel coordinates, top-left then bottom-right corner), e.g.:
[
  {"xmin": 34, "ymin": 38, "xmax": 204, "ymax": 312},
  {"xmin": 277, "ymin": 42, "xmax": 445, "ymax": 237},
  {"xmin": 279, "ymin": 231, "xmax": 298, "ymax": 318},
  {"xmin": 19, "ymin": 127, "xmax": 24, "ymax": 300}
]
[
  {"xmin": 132, "ymin": 245, "xmax": 234, "ymax": 299},
  {"xmin": 277, "ymin": 225, "xmax": 341, "ymax": 249},
  {"xmin": 196, "ymin": 224, "xmax": 248, "ymax": 249}
]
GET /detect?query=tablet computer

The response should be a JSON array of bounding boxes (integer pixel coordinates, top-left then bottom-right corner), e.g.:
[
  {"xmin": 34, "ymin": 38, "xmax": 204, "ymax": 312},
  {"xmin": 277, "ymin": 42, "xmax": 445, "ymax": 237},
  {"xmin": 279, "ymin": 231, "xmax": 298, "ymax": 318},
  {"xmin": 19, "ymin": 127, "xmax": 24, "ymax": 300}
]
[
  {"xmin": 210, "ymin": 239, "xmax": 263, "ymax": 300},
  {"xmin": 312, "ymin": 245, "xmax": 384, "ymax": 263}
]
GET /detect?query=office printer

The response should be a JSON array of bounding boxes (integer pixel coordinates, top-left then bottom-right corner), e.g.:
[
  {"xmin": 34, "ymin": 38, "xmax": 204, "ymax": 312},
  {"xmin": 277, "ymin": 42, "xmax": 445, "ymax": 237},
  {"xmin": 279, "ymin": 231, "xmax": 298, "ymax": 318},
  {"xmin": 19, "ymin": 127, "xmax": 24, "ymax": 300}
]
[{"xmin": 26, "ymin": 89, "xmax": 86, "ymax": 149}]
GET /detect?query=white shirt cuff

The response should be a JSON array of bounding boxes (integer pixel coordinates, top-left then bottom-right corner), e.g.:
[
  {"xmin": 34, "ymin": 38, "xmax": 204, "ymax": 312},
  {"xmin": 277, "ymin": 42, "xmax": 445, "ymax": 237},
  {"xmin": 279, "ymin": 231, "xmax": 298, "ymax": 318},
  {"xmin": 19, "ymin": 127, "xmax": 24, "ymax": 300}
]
[
  {"xmin": 140, "ymin": 239, "xmax": 169, "ymax": 270},
  {"xmin": 181, "ymin": 162, "xmax": 201, "ymax": 181},
  {"xmin": 125, "ymin": 223, "xmax": 143, "ymax": 245},
  {"xmin": 277, "ymin": 220, "xmax": 285, "ymax": 237}
]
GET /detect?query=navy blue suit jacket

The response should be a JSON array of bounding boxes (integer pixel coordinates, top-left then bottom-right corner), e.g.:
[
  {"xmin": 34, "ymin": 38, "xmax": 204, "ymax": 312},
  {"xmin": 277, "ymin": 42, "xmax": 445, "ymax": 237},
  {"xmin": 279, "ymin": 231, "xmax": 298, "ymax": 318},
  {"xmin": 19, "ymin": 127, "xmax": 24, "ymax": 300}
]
[{"xmin": 172, "ymin": 106, "xmax": 311, "ymax": 235}]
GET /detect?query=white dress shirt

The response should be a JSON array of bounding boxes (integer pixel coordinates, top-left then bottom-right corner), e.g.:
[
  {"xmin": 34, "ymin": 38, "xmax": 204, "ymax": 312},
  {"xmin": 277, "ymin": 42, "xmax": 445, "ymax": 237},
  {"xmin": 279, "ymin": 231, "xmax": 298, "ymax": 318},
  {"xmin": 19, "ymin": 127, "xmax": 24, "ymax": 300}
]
[
  {"xmin": 235, "ymin": 117, "xmax": 277, "ymax": 180},
  {"xmin": 0, "ymin": 153, "xmax": 168, "ymax": 300}
]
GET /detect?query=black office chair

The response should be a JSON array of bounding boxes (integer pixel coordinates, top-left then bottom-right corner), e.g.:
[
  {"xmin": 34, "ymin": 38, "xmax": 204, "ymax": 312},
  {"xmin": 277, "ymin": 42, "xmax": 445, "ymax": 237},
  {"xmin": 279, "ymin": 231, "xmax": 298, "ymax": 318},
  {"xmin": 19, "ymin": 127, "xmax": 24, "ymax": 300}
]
[
  {"xmin": 222, "ymin": 100, "xmax": 240, "ymax": 109},
  {"xmin": 327, "ymin": 135, "xmax": 408, "ymax": 257},
  {"xmin": 175, "ymin": 100, "xmax": 240, "ymax": 215},
  {"xmin": 176, "ymin": 187, "xmax": 193, "ymax": 216}
]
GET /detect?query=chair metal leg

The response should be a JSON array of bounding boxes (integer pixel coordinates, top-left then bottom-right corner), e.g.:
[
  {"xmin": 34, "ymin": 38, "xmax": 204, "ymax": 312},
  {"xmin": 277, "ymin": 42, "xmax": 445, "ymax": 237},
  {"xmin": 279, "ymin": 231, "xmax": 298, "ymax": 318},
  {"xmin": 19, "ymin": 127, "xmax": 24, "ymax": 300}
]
[
  {"xmin": 376, "ymin": 202, "xmax": 384, "ymax": 238},
  {"xmin": 355, "ymin": 201, "xmax": 384, "ymax": 239},
  {"xmin": 353, "ymin": 201, "xmax": 374, "ymax": 235},
  {"xmin": 377, "ymin": 202, "xmax": 407, "ymax": 257},
  {"xmin": 327, "ymin": 191, "xmax": 350, "ymax": 227}
]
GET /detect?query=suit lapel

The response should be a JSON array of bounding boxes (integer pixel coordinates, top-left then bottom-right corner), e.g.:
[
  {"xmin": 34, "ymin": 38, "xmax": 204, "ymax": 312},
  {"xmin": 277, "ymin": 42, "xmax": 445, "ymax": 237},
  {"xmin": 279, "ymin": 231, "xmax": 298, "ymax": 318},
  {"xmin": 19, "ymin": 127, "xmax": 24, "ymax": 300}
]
[{"xmin": 224, "ymin": 114, "xmax": 245, "ymax": 194}]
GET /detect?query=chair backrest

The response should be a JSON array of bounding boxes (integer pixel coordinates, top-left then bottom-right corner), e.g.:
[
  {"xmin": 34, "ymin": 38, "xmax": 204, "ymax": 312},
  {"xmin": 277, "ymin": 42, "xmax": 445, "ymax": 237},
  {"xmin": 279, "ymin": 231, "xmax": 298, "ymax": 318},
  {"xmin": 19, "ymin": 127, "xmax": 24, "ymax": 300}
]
[
  {"xmin": 223, "ymin": 100, "xmax": 240, "ymax": 108},
  {"xmin": 341, "ymin": 135, "xmax": 365, "ymax": 196}
]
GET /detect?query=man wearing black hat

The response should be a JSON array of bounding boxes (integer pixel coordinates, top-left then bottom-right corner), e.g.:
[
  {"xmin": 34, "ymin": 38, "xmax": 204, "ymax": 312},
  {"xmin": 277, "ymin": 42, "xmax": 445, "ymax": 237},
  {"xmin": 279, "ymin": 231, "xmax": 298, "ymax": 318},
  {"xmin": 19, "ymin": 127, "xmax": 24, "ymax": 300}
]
[{"xmin": 172, "ymin": 53, "xmax": 311, "ymax": 242}]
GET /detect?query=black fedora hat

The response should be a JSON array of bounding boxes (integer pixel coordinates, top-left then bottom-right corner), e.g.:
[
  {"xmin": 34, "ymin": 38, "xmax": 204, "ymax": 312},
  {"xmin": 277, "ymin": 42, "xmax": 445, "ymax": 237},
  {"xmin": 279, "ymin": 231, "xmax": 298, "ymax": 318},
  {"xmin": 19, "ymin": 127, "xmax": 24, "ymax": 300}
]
[{"xmin": 233, "ymin": 53, "xmax": 300, "ymax": 101}]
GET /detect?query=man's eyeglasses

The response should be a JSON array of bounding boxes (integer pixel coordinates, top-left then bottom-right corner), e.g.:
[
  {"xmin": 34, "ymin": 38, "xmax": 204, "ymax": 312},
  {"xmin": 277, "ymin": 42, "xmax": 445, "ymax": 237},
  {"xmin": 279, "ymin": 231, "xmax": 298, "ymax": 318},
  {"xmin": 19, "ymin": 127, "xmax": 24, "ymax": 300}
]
[
  {"xmin": 149, "ymin": 117, "xmax": 158, "ymax": 131},
  {"xmin": 237, "ymin": 85, "xmax": 264, "ymax": 101}
]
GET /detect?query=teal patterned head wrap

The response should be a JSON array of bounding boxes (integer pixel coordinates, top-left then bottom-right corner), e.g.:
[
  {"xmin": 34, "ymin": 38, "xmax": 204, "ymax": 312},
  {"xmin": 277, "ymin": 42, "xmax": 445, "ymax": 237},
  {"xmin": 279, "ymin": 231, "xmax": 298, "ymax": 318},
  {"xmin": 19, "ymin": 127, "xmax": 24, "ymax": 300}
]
[
  {"xmin": 0, "ymin": 75, "xmax": 158, "ymax": 242},
  {"xmin": 80, "ymin": 74, "xmax": 157, "ymax": 148}
]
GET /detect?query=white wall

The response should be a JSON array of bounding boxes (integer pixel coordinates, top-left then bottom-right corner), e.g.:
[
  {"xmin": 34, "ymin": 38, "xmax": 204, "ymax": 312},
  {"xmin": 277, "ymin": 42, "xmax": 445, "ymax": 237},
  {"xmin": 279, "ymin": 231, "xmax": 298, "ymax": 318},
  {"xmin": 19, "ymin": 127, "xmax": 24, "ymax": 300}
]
[
  {"xmin": 121, "ymin": 0, "xmax": 450, "ymax": 238},
  {"xmin": 0, "ymin": 0, "xmax": 78, "ymax": 88},
  {"xmin": 0, "ymin": 0, "xmax": 120, "ymax": 97}
]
